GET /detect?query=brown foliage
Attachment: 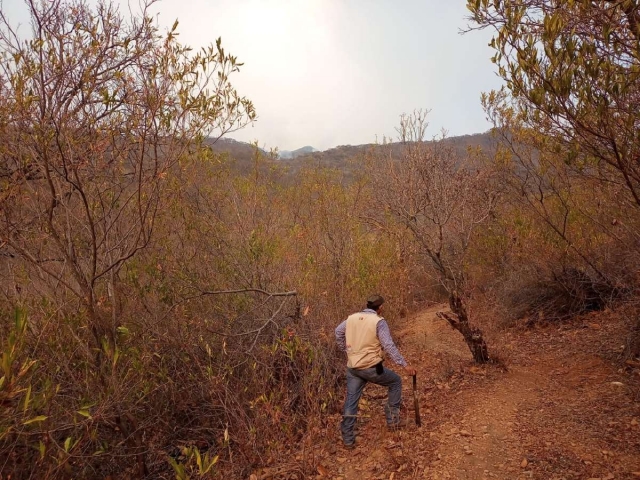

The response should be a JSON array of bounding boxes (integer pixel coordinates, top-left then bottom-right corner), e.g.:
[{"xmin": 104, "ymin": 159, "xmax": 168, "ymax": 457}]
[{"xmin": 365, "ymin": 111, "xmax": 499, "ymax": 363}]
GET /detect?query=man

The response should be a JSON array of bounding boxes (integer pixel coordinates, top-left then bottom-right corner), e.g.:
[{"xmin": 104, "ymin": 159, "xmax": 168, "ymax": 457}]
[{"xmin": 335, "ymin": 294, "xmax": 416, "ymax": 448}]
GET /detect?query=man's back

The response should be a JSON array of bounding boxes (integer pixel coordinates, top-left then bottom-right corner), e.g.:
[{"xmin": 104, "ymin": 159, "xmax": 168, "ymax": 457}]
[{"xmin": 345, "ymin": 311, "xmax": 382, "ymax": 369}]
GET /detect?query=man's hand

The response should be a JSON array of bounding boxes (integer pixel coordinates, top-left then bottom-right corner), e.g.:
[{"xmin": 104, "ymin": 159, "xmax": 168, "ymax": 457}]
[{"xmin": 403, "ymin": 365, "xmax": 417, "ymax": 376}]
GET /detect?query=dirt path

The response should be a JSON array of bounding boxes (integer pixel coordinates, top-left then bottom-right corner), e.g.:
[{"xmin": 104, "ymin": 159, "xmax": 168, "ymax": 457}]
[{"xmin": 309, "ymin": 305, "xmax": 640, "ymax": 480}]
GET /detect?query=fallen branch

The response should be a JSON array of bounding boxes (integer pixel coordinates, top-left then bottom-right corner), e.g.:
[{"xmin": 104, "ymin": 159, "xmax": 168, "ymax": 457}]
[
  {"xmin": 158, "ymin": 288, "xmax": 297, "ymax": 323},
  {"xmin": 200, "ymin": 288, "xmax": 297, "ymax": 297}
]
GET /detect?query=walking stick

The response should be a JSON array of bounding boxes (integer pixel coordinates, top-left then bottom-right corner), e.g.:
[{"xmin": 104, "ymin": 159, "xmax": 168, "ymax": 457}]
[{"xmin": 412, "ymin": 374, "xmax": 421, "ymax": 427}]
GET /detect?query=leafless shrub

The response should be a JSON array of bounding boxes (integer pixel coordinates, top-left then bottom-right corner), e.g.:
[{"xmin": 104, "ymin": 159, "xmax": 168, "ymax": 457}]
[{"xmin": 366, "ymin": 110, "xmax": 500, "ymax": 363}]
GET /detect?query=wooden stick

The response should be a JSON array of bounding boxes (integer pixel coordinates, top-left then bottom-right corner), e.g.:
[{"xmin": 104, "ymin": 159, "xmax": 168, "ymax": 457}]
[{"xmin": 412, "ymin": 374, "xmax": 422, "ymax": 427}]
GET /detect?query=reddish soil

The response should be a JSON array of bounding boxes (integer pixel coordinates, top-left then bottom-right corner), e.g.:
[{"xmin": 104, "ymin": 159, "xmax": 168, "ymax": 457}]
[{"xmin": 255, "ymin": 304, "xmax": 640, "ymax": 479}]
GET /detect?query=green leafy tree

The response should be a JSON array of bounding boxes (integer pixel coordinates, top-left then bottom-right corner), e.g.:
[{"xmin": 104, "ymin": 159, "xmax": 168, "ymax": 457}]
[{"xmin": 468, "ymin": 0, "xmax": 640, "ymax": 210}]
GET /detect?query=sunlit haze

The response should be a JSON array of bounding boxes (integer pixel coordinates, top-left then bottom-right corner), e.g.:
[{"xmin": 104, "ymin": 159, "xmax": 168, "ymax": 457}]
[{"xmin": 2, "ymin": 0, "xmax": 503, "ymax": 151}]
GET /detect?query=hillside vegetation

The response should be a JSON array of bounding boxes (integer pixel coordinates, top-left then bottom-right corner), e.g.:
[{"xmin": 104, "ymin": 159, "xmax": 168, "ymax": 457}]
[
  {"xmin": 1, "ymin": 1, "xmax": 639, "ymax": 479},
  {"xmin": 209, "ymin": 132, "xmax": 498, "ymax": 178}
]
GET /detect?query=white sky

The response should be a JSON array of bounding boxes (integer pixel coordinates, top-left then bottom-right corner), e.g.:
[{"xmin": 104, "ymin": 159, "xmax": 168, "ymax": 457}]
[{"xmin": 2, "ymin": 0, "xmax": 503, "ymax": 151}]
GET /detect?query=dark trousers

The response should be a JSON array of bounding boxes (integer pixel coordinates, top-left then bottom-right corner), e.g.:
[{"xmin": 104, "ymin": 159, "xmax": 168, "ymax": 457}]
[{"xmin": 340, "ymin": 365, "xmax": 402, "ymax": 444}]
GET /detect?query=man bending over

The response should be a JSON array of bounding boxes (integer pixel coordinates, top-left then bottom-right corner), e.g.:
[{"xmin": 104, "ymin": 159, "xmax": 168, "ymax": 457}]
[{"xmin": 335, "ymin": 295, "xmax": 416, "ymax": 448}]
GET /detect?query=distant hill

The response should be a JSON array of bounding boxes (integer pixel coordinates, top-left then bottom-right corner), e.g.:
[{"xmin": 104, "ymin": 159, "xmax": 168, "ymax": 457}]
[
  {"xmin": 204, "ymin": 137, "xmax": 267, "ymax": 160},
  {"xmin": 203, "ymin": 132, "xmax": 498, "ymax": 176},
  {"xmin": 279, "ymin": 146, "xmax": 317, "ymax": 159},
  {"xmin": 280, "ymin": 132, "xmax": 498, "ymax": 176}
]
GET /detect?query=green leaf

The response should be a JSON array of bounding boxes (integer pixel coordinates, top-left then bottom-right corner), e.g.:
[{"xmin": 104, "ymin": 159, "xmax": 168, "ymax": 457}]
[
  {"xmin": 23, "ymin": 384, "xmax": 31, "ymax": 413},
  {"xmin": 23, "ymin": 415, "xmax": 47, "ymax": 425},
  {"xmin": 116, "ymin": 326, "xmax": 129, "ymax": 336},
  {"xmin": 195, "ymin": 448, "xmax": 202, "ymax": 470},
  {"xmin": 64, "ymin": 436, "xmax": 72, "ymax": 452},
  {"xmin": 15, "ymin": 308, "xmax": 27, "ymax": 334},
  {"xmin": 167, "ymin": 456, "xmax": 189, "ymax": 480},
  {"xmin": 202, "ymin": 455, "xmax": 219, "ymax": 474},
  {"xmin": 77, "ymin": 409, "xmax": 92, "ymax": 418}
]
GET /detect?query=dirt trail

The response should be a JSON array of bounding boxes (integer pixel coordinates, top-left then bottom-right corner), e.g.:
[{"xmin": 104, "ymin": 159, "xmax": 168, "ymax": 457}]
[{"xmin": 310, "ymin": 304, "xmax": 640, "ymax": 480}]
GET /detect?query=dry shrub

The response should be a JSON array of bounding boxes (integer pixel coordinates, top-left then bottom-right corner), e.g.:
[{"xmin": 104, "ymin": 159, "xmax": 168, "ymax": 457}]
[
  {"xmin": 0, "ymin": 148, "xmax": 421, "ymax": 478},
  {"xmin": 0, "ymin": 295, "xmax": 345, "ymax": 479},
  {"xmin": 466, "ymin": 173, "xmax": 639, "ymax": 329},
  {"xmin": 504, "ymin": 267, "xmax": 617, "ymax": 323}
]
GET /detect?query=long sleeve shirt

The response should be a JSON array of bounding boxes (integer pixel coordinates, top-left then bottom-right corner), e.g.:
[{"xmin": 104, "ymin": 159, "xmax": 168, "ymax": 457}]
[{"xmin": 334, "ymin": 309, "xmax": 407, "ymax": 367}]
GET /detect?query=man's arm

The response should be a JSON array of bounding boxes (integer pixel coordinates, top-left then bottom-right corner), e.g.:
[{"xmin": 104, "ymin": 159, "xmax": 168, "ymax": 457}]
[
  {"xmin": 335, "ymin": 320, "xmax": 347, "ymax": 352},
  {"xmin": 377, "ymin": 320, "xmax": 407, "ymax": 366},
  {"xmin": 377, "ymin": 320, "xmax": 416, "ymax": 375}
]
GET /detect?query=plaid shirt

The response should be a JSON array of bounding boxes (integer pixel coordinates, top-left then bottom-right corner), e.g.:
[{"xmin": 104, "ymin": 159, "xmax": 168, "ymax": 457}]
[{"xmin": 335, "ymin": 309, "xmax": 407, "ymax": 367}]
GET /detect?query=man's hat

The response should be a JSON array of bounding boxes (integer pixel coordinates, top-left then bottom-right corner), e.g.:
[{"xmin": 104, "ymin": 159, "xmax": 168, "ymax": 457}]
[{"xmin": 366, "ymin": 294, "xmax": 385, "ymax": 309}]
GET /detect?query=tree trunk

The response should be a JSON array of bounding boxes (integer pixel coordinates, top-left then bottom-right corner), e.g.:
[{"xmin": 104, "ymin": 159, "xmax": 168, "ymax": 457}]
[{"xmin": 436, "ymin": 293, "xmax": 490, "ymax": 364}]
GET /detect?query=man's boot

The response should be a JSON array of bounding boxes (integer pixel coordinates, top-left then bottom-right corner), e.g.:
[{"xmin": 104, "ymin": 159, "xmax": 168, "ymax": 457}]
[{"xmin": 384, "ymin": 404, "xmax": 406, "ymax": 429}]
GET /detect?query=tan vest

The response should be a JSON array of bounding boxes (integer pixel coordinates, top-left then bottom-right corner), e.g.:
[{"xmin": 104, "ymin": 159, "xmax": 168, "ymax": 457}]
[{"xmin": 345, "ymin": 311, "xmax": 383, "ymax": 369}]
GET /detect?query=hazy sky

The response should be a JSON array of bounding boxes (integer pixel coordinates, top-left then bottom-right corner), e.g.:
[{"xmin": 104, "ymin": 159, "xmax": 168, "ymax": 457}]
[{"xmin": 2, "ymin": 0, "xmax": 503, "ymax": 151}]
